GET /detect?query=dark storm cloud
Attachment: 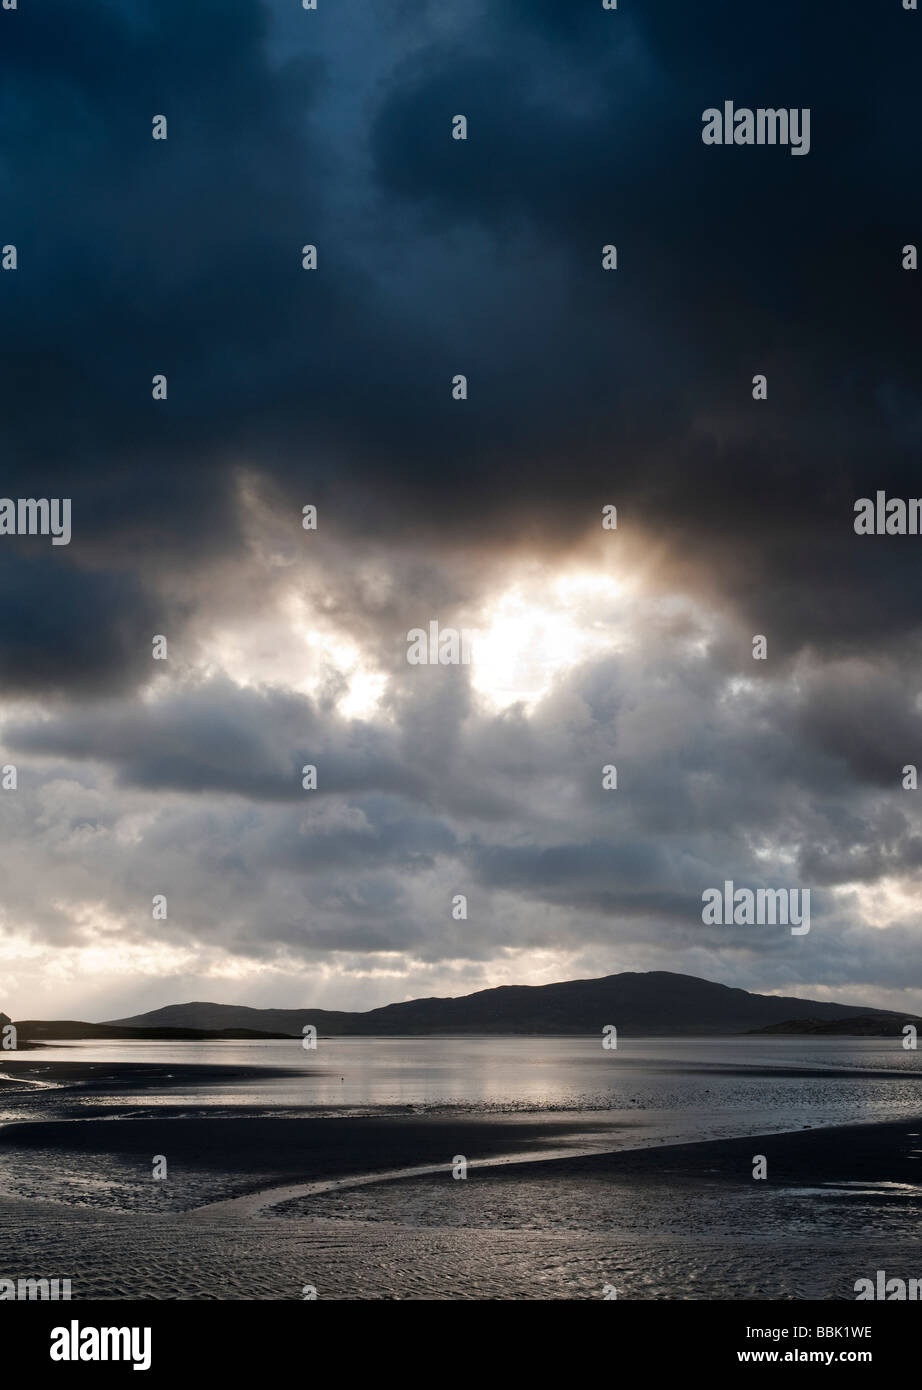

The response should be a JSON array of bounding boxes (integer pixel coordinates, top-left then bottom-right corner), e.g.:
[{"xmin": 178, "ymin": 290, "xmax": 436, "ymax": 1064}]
[
  {"xmin": 1, "ymin": 0, "xmax": 920, "ymax": 693},
  {"xmin": 792, "ymin": 659, "xmax": 922, "ymax": 788},
  {"xmin": 5, "ymin": 678, "xmax": 430, "ymax": 801},
  {"xmin": 0, "ymin": 550, "xmax": 161, "ymax": 695},
  {"xmin": 368, "ymin": 0, "xmax": 922, "ymax": 645},
  {"xmin": 0, "ymin": 0, "xmax": 428, "ymax": 568}
]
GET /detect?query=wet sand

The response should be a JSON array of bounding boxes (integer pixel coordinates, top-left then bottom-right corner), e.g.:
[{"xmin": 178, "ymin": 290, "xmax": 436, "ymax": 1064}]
[{"xmin": 0, "ymin": 1058, "xmax": 918, "ymax": 1299}]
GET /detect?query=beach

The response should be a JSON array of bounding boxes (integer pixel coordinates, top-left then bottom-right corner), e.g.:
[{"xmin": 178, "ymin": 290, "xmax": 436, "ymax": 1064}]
[{"xmin": 1, "ymin": 1044, "xmax": 919, "ymax": 1299}]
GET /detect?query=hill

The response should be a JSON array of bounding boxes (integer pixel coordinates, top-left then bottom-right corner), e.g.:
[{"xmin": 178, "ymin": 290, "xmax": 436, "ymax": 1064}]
[
  {"xmin": 99, "ymin": 971, "xmax": 919, "ymax": 1038},
  {"xmin": 15, "ymin": 1021, "xmax": 297, "ymax": 1042},
  {"xmin": 749, "ymin": 1015, "xmax": 920, "ymax": 1037}
]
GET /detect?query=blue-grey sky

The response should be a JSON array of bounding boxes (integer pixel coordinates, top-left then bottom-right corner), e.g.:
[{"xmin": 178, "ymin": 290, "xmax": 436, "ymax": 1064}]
[{"xmin": 1, "ymin": 0, "xmax": 921, "ymax": 1019}]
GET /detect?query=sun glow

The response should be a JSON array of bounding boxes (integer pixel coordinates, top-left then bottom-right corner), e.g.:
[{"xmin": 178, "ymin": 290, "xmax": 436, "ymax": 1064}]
[
  {"xmin": 471, "ymin": 570, "xmax": 632, "ymax": 711},
  {"xmin": 188, "ymin": 554, "xmax": 638, "ymax": 722}
]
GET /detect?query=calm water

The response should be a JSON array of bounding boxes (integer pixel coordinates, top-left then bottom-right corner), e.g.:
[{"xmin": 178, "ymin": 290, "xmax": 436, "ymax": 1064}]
[{"xmin": 7, "ymin": 1036, "xmax": 920, "ymax": 1147}]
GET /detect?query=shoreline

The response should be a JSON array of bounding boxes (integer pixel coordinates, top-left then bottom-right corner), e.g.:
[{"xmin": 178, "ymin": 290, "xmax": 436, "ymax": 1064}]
[
  {"xmin": 0, "ymin": 1056, "xmax": 918, "ymax": 1214},
  {"xmin": 0, "ymin": 1050, "xmax": 917, "ymax": 1298}
]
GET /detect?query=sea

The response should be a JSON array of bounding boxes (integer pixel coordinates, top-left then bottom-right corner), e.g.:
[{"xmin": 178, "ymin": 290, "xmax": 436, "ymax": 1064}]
[{"xmin": 4, "ymin": 1034, "xmax": 919, "ymax": 1145}]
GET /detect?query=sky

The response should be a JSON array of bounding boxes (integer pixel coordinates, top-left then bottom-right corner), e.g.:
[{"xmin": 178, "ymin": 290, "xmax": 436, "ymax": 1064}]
[{"xmin": 1, "ymin": 0, "xmax": 921, "ymax": 1021}]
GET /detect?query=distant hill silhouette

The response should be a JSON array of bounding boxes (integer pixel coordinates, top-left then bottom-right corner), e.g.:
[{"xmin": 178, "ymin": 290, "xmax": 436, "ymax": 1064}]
[
  {"xmin": 97, "ymin": 971, "xmax": 918, "ymax": 1038},
  {"xmin": 15, "ymin": 1021, "xmax": 297, "ymax": 1042},
  {"xmin": 750, "ymin": 1015, "xmax": 921, "ymax": 1037}
]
